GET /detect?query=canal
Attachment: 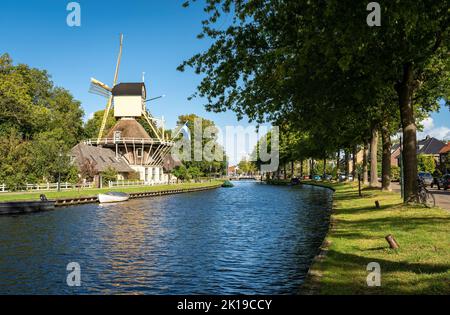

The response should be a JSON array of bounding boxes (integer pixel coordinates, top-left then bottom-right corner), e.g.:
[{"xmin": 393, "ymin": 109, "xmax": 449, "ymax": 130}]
[{"xmin": 0, "ymin": 182, "xmax": 332, "ymax": 294}]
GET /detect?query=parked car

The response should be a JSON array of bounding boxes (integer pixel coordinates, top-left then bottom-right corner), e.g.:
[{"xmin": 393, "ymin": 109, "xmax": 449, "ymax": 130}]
[
  {"xmin": 323, "ymin": 174, "xmax": 333, "ymax": 181},
  {"xmin": 418, "ymin": 172, "xmax": 433, "ymax": 186},
  {"xmin": 338, "ymin": 174, "xmax": 347, "ymax": 182},
  {"xmin": 441, "ymin": 174, "xmax": 450, "ymax": 190},
  {"xmin": 313, "ymin": 175, "xmax": 322, "ymax": 181}
]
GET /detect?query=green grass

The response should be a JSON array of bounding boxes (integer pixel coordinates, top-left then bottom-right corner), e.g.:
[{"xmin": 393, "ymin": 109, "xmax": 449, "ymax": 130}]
[
  {"xmin": 0, "ymin": 181, "xmax": 224, "ymax": 202},
  {"xmin": 306, "ymin": 182, "xmax": 450, "ymax": 295}
]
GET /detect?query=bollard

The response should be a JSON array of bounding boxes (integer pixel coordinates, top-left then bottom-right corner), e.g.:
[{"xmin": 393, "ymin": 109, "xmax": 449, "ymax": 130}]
[
  {"xmin": 385, "ymin": 234, "xmax": 399, "ymax": 249},
  {"xmin": 375, "ymin": 200, "xmax": 380, "ymax": 209}
]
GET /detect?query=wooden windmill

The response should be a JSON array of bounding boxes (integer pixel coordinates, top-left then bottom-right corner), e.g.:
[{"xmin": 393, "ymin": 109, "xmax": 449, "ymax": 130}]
[
  {"xmin": 85, "ymin": 34, "xmax": 176, "ymax": 184},
  {"xmin": 89, "ymin": 34, "xmax": 165, "ymax": 142}
]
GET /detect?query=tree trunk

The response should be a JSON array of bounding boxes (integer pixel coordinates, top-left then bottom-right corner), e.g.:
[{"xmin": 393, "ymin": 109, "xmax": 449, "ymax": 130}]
[
  {"xmin": 283, "ymin": 164, "xmax": 287, "ymax": 180},
  {"xmin": 352, "ymin": 145, "xmax": 357, "ymax": 181},
  {"xmin": 370, "ymin": 128, "xmax": 379, "ymax": 187},
  {"xmin": 363, "ymin": 143, "xmax": 369, "ymax": 185},
  {"xmin": 300, "ymin": 160, "xmax": 304, "ymax": 178},
  {"xmin": 291, "ymin": 161, "xmax": 295, "ymax": 178},
  {"xmin": 381, "ymin": 121, "xmax": 392, "ymax": 191},
  {"xmin": 323, "ymin": 158, "xmax": 327, "ymax": 177},
  {"xmin": 336, "ymin": 150, "xmax": 340, "ymax": 179},
  {"xmin": 344, "ymin": 151, "xmax": 350, "ymax": 179},
  {"xmin": 396, "ymin": 63, "xmax": 418, "ymax": 202}
]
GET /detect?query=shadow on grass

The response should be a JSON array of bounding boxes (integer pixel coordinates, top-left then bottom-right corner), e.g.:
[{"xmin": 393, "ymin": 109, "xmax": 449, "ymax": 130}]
[{"xmin": 326, "ymin": 250, "xmax": 450, "ymax": 275}]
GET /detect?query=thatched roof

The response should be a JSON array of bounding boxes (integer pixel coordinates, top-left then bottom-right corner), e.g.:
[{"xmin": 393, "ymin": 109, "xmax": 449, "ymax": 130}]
[
  {"xmin": 106, "ymin": 118, "xmax": 151, "ymax": 140},
  {"xmin": 71, "ymin": 143, "xmax": 135, "ymax": 173},
  {"xmin": 163, "ymin": 154, "xmax": 183, "ymax": 172}
]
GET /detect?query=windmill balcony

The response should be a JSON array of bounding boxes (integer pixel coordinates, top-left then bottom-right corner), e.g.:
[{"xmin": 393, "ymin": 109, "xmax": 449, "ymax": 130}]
[{"xmin": 83, "ymin": 138, "xmax": 175, "ymax": 146}]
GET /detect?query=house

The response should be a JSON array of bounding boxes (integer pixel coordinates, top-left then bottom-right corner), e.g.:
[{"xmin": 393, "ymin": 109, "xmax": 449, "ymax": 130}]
[
  {"xmin": 71, "ymin": 143, "xmax": 136, "ymax": 185},
  {"xmin": 417, "ymin": 136, "xmax": 446, "ymax": 164},
  {"xmin": 228, "ymin": 165, "xmax": 238, "ymax": 176},
  {"xmin": 391, "ymin": 144, "xmax": 401, "ymax": 167},
  {"xmin": 439, "ymin": 142, "xmax": 450, "ymax": 173}
]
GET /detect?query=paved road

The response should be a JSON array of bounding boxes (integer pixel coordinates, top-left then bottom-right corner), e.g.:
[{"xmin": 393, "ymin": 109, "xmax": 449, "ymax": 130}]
[{"xmin": 391, "ymin": 182, "xmax": 450, "ymax": 211}]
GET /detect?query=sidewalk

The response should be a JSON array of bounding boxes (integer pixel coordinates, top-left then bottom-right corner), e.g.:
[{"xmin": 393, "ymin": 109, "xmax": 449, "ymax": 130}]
[{"xmin": 391, "ymin": 182, "xmax": 450, "ymax": 211}]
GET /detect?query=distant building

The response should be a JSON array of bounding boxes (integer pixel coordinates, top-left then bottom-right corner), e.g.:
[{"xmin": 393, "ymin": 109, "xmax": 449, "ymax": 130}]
[
  {"xmin": 228, "ymin": 165, "xmax": 238, "ymax": 176},
  {"xmin": 417, "ymin": 136, "xmax": 446, "ymax": 166},
  {"xmin": 439, "ymin": 142, "xmax": 450, "ymax": 173}
]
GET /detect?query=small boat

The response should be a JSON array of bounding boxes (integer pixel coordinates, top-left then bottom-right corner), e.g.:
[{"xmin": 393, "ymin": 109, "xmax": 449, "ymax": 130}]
[
  {"xmin": 98, "ymin": 192, "xmax": 130, "ymax": 204},
  {"xmin": 221, "ymin": 180, "xmax": 234, "ymax": 188},
  {"xmin": 0, "ymin": 195, "xmax": 55, "ymax": 215}
]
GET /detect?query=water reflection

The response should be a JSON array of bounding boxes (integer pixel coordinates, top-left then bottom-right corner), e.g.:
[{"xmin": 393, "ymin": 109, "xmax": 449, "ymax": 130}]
[{"xmin": 0, "ymin": 182, "xmax": 332, "ymax": 295}]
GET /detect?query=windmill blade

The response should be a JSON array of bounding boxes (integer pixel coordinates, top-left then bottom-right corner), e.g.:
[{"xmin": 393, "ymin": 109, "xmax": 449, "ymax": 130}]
[
  {"xmin": 89, "ymin": 83, "xmax": 111, "ymax": 98},
  {"xmin": 97, "ymin": 34, "xmax": 124, "ymax": 141}
]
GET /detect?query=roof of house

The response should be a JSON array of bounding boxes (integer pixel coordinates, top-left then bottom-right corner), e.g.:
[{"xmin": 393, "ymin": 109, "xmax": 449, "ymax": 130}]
[
  {"xmin": 71, "ymin": 143, "xmax": 135, "ymax": 173},
  {"xmin": 439, "ymin": 143, "xmax": 450, "ymax": 154},
  {"xmin": 163, "ymin": 154, "xmax": 182, "ymax": 172},
  {"xmin": 112, "ymin": 83, "xmax": 146, "ymax": 97},
  {"xmin": 105, "ymin": 118, "xmax": 152, "ymax": 140},
  {"xmin": 417, "ymin": 136, "xmax": 446, "ymax": 155}
]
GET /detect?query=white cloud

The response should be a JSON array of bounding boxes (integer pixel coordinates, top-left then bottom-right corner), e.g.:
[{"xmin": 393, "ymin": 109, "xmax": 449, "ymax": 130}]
[{"xmin": 418, "ymin": 117, "xmax": 450, "ymax": 141}]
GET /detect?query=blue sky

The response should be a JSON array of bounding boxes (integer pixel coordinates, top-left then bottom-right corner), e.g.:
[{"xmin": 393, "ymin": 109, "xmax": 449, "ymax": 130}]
[{"xmin": 1, "ymin": 0, "xmax": 449, "ymax": 163}]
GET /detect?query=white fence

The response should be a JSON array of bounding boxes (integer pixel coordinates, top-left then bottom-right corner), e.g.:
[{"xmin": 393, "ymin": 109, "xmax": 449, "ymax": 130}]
[
  {"xmin": 0, "ymin": 182, "xmax": 94, "ymax": 193},
  {"xmin": 108, "ymin": 180, "xmax": 146, "ymax": 188}
]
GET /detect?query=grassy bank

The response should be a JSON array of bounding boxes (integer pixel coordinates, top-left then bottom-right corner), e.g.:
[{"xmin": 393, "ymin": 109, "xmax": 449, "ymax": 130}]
[
  {"xmin": 303, "ymin": 182, "xmax": 450, "ymax": 295},
  {"xmin": 0, "ymin": 181, "xmax": 224, "ymax": 202}
]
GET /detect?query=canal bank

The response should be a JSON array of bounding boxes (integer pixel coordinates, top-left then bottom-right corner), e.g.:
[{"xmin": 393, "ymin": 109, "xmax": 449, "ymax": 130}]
[
  {"xmin": 299, "ymin": 182, "xmax": 450, "ymax": 295},
  {"xmin": 0, "ymin": 181, "xmax": 223, "ymax": 203}
]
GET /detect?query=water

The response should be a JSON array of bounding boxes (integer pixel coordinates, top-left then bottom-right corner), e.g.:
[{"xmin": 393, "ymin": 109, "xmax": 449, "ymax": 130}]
[{"xmin": 0, "ymin": 182, "xmax": 332, "ymax": 295}]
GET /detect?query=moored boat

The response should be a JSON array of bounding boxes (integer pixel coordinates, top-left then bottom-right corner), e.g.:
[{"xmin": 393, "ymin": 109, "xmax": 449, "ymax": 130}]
[
  {"xmin": 221, "ymin": 180, "xmax": 234, "ymax": 188},
  {"xmin": 0, "ymin": 200, "xmax": 56, "ymax": 215},
  {"xmin": 98, "ymin": 192, "xmax": 130, "ymax": 203}
]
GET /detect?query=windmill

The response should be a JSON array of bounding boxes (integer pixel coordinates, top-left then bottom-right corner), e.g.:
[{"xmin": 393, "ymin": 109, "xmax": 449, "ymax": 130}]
[
  {"xmin": 84, "ymin": 34, "xmax": 177, "ymax": 184},
  {"xmin": 89, "ymin": 34, "xmax": 164, "ymax": 142}
]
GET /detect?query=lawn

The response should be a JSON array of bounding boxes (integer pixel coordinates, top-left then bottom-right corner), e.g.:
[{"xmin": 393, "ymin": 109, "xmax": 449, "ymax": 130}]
[
  {"xmin": 304, "ymin": 182, "xmax": 450, "ymax": 295},
  {"xmin": 0, "ymin": 181, "xmax": 223, "ymax": 202}
]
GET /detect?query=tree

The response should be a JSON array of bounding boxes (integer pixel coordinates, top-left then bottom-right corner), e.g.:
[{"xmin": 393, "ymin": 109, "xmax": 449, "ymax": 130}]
[
  {"xmin": 417, "ymin": 155, "xmax": 436, "ymax": 174},
  {"xmin": 102, "ymin": 166, "xmax": 118, "ymax": 186},
  {"xmin": 180, "ymin": 0, "xmax": 449, "ymax": 203},
  {"xmin": 84, "ymin": 110, "xmax": 116, "ymax": 139},
  {"xmin": 0, "ymin": 54, "xmax": 85, "ymax": 188}
]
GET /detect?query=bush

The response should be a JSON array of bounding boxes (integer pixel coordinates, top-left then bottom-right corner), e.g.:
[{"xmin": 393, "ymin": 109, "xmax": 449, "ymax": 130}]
[
  {"xmin": 417, "ymin": 154, "xmax": 436, "ymax": 173},
  {"xmin": 391, "ymin": 166, "xmax": 400, "ymax": 181},
  {"xmin": 101, "ymin": 166, "xmax": 118, "ymax": 185}
]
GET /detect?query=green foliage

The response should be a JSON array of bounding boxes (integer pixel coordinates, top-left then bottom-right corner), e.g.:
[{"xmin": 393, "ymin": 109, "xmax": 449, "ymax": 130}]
[
  {"xmin": 391, "ymin": 166, "xmax": 401, "ymax": 181},
  {"xmin": 187, "ymin": 166, "xmax": 203, "ymax": 180},
  {"xmin": 101, "ymin": 166, "xmax": 118, "ymax": 185},
  {"xmin": 172, "ymin": 165, "xmax": 190, "ymax": 181},
  {"xmin": 174, "ymin": 113, "xmax": 227, "ymax": 175},
  {"xmin": 417, "ymin": 154, "xmax": 436, "ymax": 173},
  {"xmin": 84, "ymin": 110, "xmax": 116, "ymax": 139},
  {"xmin": 237, "ymin": 159, "xmax": 257, "ymax": 175},
  {"xmin": 0, "ymin": 54, "xmax": 85, "ymax": 189}
]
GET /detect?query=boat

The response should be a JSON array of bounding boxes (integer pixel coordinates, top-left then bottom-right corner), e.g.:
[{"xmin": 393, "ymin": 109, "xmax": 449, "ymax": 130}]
[
  {"xmin": 98, "ymin": 192, "xmax": 130, "ymax": 204},
  {"xmin": 0, "ymin": 196, "xmax": 55, "ymax": 215},
  {"xmin": 221, "ymin": 180, "xmax": 234, "ymax": 188}
]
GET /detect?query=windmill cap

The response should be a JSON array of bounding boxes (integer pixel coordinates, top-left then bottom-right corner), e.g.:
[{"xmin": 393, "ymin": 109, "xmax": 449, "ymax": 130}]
[{"xmin": 112, "ymin": 83, "xmax": 146, "ymax": 98}]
